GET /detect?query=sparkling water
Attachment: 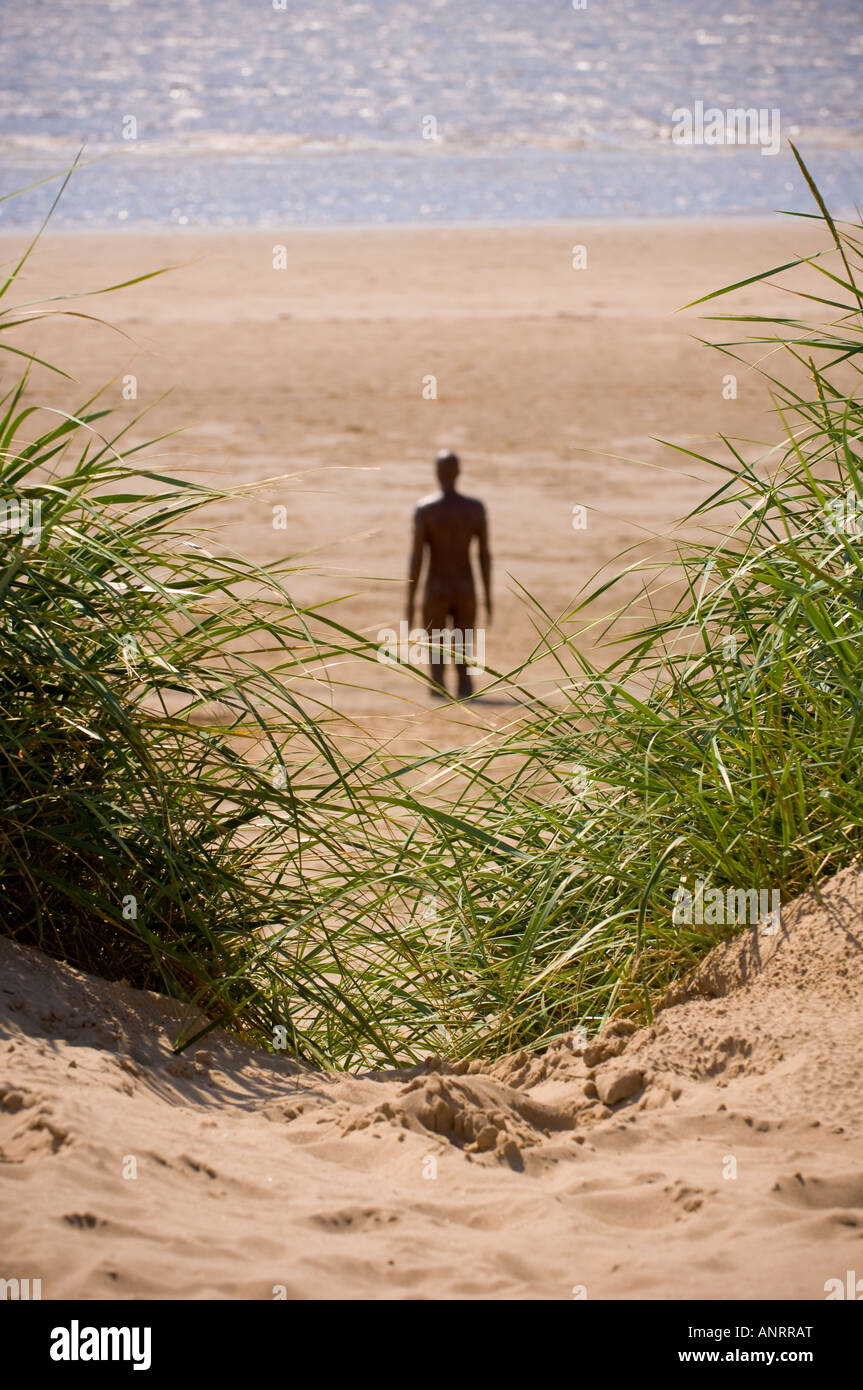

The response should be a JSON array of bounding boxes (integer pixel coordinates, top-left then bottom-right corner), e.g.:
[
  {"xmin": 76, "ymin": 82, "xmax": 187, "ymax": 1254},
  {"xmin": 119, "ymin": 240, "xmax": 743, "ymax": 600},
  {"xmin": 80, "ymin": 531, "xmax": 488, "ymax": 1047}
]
[{"xmin": 1, "ymin": 0, "xmax": 861, "ymax": 225}]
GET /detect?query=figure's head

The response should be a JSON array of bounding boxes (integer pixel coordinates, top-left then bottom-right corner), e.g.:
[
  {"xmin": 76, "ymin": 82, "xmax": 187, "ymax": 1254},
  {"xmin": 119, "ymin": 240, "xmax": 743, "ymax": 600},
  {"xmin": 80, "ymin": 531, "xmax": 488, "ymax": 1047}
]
[{"xmin": 435, "ymin": 449, "xmax": 459, "ymax": 491}]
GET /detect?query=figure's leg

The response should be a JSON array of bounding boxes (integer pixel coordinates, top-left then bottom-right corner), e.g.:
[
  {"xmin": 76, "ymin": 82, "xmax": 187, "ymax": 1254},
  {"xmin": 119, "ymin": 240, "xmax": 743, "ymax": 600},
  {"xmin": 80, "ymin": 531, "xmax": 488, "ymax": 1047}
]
[
  {"xmin": 422, "ymin": 595, "xmax": 450, "ymax": 696},
  {"xmin": 452, "ymin": 594, "xmax": 477, "ymax": 700}
]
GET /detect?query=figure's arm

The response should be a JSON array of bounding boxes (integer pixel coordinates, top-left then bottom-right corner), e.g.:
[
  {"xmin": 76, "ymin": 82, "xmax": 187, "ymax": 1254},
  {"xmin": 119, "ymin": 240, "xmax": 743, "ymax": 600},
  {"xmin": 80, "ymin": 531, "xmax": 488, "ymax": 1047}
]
[
  {"xmin": 477, "ymin": 505, "xmax": 492, "ymax": 624},
  {"xmin": 406, "ymin": 508, "xmax": 425, "ymax": 626}
]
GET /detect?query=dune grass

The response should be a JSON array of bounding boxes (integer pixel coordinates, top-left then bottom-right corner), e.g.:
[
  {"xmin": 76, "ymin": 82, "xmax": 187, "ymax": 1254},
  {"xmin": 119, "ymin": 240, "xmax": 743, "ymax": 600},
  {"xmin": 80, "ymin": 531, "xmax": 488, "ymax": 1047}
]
[
  {"xmin": 0, "ymin": 196, "xmax": 404, "ymax": 1063},
  {"xmin": 370, "ymin": 146, "xmax": 863, "ymax": 1058},
  {"xmin": 2, "ymin": 149, "xmax": 862, "ymax": 1066}
]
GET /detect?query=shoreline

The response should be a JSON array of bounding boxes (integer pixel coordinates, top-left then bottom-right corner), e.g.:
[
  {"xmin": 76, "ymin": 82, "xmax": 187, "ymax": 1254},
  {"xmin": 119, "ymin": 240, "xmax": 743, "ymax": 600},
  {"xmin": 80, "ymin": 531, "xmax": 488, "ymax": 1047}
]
[
  {"xmin": 0, "ymin": 209, "xmax": 789, "ymax": 234},
  {"xmin": 0, "ymin": 213, "xmax": 820, "ymax": 239}
]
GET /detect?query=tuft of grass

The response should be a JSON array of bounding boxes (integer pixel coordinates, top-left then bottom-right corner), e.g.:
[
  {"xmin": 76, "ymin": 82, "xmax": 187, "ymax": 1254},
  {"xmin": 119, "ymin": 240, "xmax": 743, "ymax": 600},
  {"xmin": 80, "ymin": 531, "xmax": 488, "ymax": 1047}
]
[{"xmin": 0, "ymin": 194, "xmax": 408, "ymax": 1065}]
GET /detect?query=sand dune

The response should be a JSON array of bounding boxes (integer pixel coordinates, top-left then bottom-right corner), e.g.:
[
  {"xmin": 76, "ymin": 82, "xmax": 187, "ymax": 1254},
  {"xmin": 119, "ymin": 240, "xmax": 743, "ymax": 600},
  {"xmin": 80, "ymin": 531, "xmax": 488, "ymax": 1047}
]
[{"xmin": 2, "ymin": 863, "xmax": 862, "ymax": 1300}]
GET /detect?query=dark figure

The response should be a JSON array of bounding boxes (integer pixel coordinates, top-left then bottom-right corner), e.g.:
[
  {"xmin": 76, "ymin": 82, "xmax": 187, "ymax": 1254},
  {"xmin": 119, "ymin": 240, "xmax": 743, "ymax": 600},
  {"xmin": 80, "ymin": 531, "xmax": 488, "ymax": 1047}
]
[{"xmin": 406, "ymin": 450, "xmax": 492, "ymax": 699}]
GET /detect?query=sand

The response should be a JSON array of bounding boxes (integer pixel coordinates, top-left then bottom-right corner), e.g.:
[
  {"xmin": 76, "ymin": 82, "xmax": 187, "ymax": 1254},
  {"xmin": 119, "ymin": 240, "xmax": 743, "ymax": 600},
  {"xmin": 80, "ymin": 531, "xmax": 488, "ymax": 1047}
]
[
  {"xmin": 2, "ymin": 219, "xmax": 829, "ymax": 751},
  {"xmin": 2, "ymin": 863, "xmax": 862, "ymax": 1300}
]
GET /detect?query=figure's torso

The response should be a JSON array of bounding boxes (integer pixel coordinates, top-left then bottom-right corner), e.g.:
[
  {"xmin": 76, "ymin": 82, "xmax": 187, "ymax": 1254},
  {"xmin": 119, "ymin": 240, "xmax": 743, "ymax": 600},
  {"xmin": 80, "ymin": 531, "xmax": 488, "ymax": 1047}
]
[{"xmin": 417, "ymin": 492, "xmax": 484, "ymax": 597}]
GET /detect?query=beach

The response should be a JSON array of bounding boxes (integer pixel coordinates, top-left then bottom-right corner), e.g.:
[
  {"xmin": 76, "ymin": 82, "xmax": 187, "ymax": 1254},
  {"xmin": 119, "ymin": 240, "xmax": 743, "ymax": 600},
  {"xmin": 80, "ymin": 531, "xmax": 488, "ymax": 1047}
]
[
  {"xmin": 5, "ymin": 218, "xmax": 826, "ymax": 747},
  {"xmin": 4, "ymin": 0, "xmax": 863, "ymax": 1327}
]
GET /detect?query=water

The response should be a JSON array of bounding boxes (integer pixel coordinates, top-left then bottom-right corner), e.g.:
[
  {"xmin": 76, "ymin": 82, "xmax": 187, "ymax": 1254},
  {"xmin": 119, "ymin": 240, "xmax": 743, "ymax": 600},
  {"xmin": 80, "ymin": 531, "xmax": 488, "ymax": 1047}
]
[{"xmin": 1, "ymin": 0, "xmax": 861, "ymax": 226}]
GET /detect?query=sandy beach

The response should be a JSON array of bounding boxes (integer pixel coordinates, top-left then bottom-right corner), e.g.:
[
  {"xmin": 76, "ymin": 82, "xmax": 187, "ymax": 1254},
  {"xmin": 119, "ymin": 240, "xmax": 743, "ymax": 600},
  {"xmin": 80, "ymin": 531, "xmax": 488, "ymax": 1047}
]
[
  {"xmin": 5, "ymin": 0, "xmax": 863, "ymax": 1330},
  {"xmin": 3, "ymin": 219, "xmax": 826, "ymax": 749},
  {"xmin": 6, "ymin": 0, "xmax": 863, "ymax": 1329}
]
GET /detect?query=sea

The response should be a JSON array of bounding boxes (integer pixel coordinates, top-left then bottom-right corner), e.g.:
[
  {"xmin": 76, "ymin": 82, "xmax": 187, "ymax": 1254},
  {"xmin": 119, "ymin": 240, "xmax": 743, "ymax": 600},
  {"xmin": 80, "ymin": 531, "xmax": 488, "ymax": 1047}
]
[{"xmin": 1, "ymin": 0, "xmax": 861, "ymax": 227}]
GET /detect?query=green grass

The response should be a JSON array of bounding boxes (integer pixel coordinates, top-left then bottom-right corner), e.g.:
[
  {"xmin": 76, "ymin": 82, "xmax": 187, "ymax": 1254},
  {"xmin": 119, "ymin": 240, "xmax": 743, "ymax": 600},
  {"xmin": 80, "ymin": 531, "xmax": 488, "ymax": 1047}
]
[
  {"xmin": 2, "ymin": 147, "xmax": 862, "ymax": 1067},
  {"xmin": 369, "ymin": 145, "xmax": 863, "ymax": 1058},
  {"xmin": 0, "ymin": 174, "xmax": 406, "ymax": 1064}
]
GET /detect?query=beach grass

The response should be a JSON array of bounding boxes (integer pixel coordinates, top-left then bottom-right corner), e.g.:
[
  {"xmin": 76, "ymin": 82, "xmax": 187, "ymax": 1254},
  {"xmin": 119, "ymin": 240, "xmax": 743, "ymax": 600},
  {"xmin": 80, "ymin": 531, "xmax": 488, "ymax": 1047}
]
[
  {"xmin": 370, "ymin": 146, "xmax": 863, "ymax": 1059},
  {"xmin": 0, "ymin": 182, "xmax": 407, "ymax": 1063},
  {"xmin": 2, "ymin": 148, "xmax": 862, "ymax": 1066}
]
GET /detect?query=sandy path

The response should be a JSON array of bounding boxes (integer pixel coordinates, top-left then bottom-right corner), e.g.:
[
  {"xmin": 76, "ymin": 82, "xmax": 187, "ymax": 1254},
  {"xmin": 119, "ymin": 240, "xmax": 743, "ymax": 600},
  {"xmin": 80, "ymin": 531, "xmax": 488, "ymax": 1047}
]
[{"xmin": 2, "ymin": 864, "xmax": 861, "ymax": 1300}]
